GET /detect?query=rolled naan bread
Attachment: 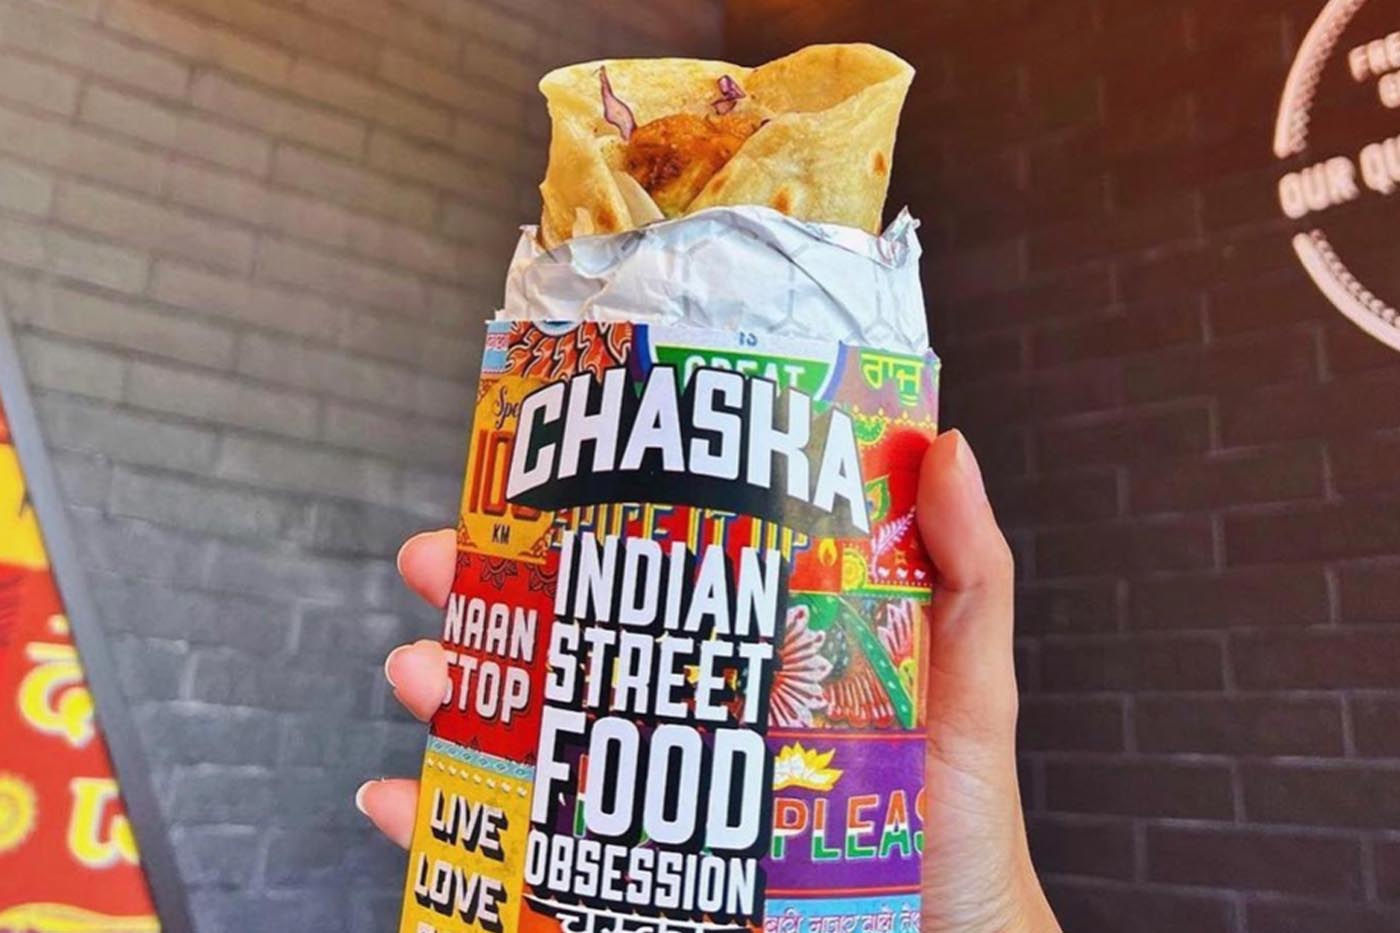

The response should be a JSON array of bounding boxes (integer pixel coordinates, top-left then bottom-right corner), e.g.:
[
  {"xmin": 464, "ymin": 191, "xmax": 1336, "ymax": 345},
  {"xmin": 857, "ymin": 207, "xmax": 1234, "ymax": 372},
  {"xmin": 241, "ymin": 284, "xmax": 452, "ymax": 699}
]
[{"xmin": 536, "ymin": 44, "xmax": 915, "ymax": 248}]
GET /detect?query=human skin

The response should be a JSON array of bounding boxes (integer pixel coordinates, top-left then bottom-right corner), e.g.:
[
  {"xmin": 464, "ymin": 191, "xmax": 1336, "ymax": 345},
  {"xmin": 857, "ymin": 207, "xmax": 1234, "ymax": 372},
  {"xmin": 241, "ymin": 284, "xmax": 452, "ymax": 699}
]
[{"xmin": 357, "ymin": 429, "xmax": 1062, "ymax": 933}]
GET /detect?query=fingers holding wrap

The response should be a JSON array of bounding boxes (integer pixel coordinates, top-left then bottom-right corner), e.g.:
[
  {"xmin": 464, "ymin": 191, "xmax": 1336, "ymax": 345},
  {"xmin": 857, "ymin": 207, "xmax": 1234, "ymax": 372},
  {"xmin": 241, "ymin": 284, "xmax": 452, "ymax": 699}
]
[
  {"xmin": 397, "ymin": 528, "xmax": 457, "ymax": 609},
  {"xmin": 385, "ymin": 640, "xmax": 451, "ymax": 722},
  {"xmin": 355, "ymin": 778, "xmax": 420, "ymax": 849},
  {"xmin": 916, "ymin": 430, "xmax": 1019, "ymax": 737}
]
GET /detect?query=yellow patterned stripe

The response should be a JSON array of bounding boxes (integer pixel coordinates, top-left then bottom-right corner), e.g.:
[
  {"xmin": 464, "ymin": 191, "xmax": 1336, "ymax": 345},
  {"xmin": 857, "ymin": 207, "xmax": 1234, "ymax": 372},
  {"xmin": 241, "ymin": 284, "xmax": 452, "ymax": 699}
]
[
  {"xmin": 0, "ymin": 443, "xmax": 47, "ymax": 568},
  {"xmin": 0, "ymin": 904, "xmax": 160, "ymax": 932}
]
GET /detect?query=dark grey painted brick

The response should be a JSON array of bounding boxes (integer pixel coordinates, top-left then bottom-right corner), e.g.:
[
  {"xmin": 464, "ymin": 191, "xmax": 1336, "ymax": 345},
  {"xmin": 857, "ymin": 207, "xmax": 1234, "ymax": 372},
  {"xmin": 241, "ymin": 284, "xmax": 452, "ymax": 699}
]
[
  {"xmin": 278, "ymin": 715, "xmax": 384, "ymax": 770},
  {"xmin": 199, "ymin": 539, "xmax": 376, "ymax": 604},
  {"xmin": 262, "ymin": 828, "xmax": 401, "ymax": 888},
  {"xmin": 297, "ymin": 605, "xmax": 412, "ymax": 660},
  {"xmin": 108, "ymin": 466, "xmax": 316, "ymax": 542},
  {"xmin": 350, "ymin": 890, "xmax": 403, "ymax": 933},
  {"xmin": 35, "ymin": 393, "xmax": 221, "ymax": 473},
  {"xmin": 187, "ymin": 648, "xmax": 359, "ymax": 713},
  {"xmin": 135, "ymin": 702, "xmax": 281, "ymax": 767},
  {"xmin": 399, "ymin": 464, "xmax": 461, "ymax": 519},
  {"xmin": 189, "ymin": 890, "xmax": 345, "ymax": 933},
  {"xmin": 110, "ymin": 635, "xmax": 188, "ymax": 702},
  {"xmin": 381, "ymin": 721, "xmax": 429, "ymax": 771},
  {"xmin": 168, "ymin": 765, "xmax": 275, "ymax": 824},
  {"xmin": 91, "ymin": 574, "xmax": 294, "ymax": 656},
  {"xmin": 214, "ymin": 433, "xmax": 401, "ymax": 508},
  {"xmin": 70, "ymin": 509, "xmax": 208, "ymax": 583},
  {"xmin": 296, "ymin": 498, "xmax": 424, "ymax": 558},
  {"xmin": 170, "ymin": 825, "xmax": 261, "ymax": 888},
  {"xmin": 124, "ymin": 359, "xmax": 320, "ymax": 440},
  {"xmin": 270, "ymin": 768, "xmax": 364, "ymax": 829},
  {"xmin": 18, "ymin": 331, "xmax": 126, "ymax": 400},
  {"xmin": 321, "ymin": 399, "xmax": 467, "ymax": 467},
  {"xmin": 237, "ymin": 330, "xmax": 420, "ymax": 412},
  {"xmin": 49, "ymin": 448, "xmax": 110, "ymax": 508}
]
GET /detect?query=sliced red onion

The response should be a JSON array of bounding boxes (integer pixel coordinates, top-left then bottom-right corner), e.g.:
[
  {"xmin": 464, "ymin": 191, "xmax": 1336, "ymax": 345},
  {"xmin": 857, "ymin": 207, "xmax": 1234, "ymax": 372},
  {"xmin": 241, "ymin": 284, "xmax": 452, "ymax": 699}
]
[
  {"xmin": 599, "ymin": 66, "xmax": 635, "ymax": 141},
  {"xmin": 712, "ymin": 74, "xmax": 746, "ymax": 115}
]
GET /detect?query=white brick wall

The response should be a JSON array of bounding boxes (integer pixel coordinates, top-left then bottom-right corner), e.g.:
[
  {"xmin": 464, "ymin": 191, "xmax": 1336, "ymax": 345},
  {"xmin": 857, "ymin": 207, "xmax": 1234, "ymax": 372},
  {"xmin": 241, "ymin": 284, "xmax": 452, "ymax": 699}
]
[{"xmin": 0, "ymin": 1, "xmax": 723, "ymax": 928}]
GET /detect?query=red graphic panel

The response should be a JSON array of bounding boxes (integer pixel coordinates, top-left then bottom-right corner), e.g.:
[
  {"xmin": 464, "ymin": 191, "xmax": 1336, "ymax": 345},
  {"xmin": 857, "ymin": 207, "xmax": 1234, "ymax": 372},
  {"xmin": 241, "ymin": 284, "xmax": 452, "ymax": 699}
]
[
  {"xmin": 431, "ymin": 549, "xmax": 558, "ymax": 764},
  {"xmin": 0, "ymin": 400, "xmax": 160, "ymax": 933}
]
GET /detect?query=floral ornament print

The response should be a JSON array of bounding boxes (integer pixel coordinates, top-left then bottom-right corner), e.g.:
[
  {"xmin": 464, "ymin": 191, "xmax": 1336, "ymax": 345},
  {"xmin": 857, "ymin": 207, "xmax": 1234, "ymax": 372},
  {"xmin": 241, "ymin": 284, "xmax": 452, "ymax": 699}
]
[{"xmin": 769, "ymin": 605, "xmax": 832, "ymax": 728}]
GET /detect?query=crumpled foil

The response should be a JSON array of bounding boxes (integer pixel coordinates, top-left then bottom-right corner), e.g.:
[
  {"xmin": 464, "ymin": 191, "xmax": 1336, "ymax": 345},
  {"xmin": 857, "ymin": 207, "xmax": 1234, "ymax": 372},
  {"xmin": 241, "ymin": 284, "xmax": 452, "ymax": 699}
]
[{"xmin": 498, "ymin": 206, "xmax": 929, "ymax": 354}]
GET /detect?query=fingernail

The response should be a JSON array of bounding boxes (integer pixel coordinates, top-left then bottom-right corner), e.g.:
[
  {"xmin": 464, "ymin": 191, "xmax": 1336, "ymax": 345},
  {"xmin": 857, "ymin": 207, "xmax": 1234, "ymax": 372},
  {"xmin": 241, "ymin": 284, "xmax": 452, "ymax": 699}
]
[
  {"xmin": 384, "ymin": 644, "xmax": 408, "ymax": 688},
  {"xmin": 395, "ymin": 533, "xmax": 423, "ymax": 575},
  {"xmin": 354, "ymin": 780, "xmax": 377, "ymax": 815},
  {"xmin": 951, "ymin": 430, "xmax": 988, "ymax": 504}
]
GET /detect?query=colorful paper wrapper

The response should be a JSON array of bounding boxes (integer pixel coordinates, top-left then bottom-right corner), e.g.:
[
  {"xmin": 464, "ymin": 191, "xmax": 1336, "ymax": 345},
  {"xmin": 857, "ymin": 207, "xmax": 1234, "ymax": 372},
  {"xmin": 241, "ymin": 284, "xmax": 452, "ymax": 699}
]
[{"xmin": 401, "ymin": 207, "xmax": 938, "ymax": 933}]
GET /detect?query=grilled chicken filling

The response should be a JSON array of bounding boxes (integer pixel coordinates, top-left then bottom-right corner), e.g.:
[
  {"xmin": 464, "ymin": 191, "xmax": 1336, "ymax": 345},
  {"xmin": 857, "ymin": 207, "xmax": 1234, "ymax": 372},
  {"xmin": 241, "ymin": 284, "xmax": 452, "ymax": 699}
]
[{"xmin": 622, "ymin": 112, "xmax": 764, "ymax": 217}]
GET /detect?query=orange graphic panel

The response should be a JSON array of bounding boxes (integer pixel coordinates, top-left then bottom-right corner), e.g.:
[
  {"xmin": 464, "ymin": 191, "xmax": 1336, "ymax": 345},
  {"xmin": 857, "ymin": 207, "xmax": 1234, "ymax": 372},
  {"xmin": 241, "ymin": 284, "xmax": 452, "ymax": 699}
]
[{"xmin": 0, "ymin": 400, "xmax": 160, "ymax": 933}]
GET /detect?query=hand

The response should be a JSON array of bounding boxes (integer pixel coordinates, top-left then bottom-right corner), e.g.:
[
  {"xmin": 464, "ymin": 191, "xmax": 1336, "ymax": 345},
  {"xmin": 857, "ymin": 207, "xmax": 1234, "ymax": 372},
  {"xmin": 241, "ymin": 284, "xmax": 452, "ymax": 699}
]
[
  {"xmin": 357, "ymin": 430, "xmax": 1059, "ymax": 933},
  {"xmin": 910, "ymin": 432, "xmax": 1060, "ymax": 933}
]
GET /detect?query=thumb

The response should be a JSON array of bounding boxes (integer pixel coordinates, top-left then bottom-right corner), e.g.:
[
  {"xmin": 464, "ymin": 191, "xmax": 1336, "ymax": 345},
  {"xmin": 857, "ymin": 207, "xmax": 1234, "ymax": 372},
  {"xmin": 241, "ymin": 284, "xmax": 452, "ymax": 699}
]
[{"xmin": 916, "ymin": 430, "xmax": 1019, "ymax": 739}]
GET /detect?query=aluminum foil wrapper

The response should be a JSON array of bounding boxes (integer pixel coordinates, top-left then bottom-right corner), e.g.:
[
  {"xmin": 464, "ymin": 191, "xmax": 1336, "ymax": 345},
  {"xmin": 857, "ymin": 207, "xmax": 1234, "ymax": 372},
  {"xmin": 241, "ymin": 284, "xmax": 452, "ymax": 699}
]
[{"xmin": 498, "ymin": 205, "xmax": 928, "ymax": 354}]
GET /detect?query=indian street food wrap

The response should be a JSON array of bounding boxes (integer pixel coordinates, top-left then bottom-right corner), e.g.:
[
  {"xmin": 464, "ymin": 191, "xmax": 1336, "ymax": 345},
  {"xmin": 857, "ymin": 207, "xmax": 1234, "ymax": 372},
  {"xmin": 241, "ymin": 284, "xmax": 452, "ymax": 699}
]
[
  {"xmin": 400, "ymin": 44, "xmax": 939, "ymax": 933},
  {"xmin": 536, "ymin": 44, "xmax": 915, "ymax": 247}
]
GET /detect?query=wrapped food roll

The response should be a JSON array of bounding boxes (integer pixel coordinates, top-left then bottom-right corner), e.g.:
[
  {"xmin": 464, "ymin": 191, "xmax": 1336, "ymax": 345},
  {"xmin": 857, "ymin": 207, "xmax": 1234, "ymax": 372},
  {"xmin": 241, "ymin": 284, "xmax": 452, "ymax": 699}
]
[{"xmin": 400, "ymin": 44, "xmax": 938, "ymax": 933}]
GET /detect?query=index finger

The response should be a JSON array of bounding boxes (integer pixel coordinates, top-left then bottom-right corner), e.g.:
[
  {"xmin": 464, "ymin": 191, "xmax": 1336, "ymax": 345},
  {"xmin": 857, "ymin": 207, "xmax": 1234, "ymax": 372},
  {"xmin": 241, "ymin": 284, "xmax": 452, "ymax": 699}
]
[{"xmin": 397, "ymin": 528, "xmax": 457, "ymax": 608}]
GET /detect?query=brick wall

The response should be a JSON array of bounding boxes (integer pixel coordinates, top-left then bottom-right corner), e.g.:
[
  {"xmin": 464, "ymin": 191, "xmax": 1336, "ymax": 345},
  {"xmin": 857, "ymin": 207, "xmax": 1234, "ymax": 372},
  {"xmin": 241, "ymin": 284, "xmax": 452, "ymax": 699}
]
[
  {"xmin": 0, "ymin": 1, "xmax": 720, "ymax": 929},
  {"xmin": 730, "ymin": 0, "xmax": 1400, "ymax": 930}
]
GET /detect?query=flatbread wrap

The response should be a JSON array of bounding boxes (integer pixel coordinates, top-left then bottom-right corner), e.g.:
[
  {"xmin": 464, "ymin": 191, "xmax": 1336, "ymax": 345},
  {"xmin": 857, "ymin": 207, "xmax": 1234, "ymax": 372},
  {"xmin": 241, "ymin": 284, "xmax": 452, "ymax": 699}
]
[
  {"xmin": 399, "ymin": 43, "xmax": 936, "ymax": 933},
  {"xmin": 536, "ymin": 44, "xmax": 915, "ymax": 247}
]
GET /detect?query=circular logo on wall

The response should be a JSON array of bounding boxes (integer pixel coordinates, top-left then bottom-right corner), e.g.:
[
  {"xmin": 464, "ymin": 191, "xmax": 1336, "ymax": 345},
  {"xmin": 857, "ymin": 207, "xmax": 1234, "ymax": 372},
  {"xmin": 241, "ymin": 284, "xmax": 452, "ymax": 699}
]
[{"xmin": 1276, "ymin": 0, "xmax": 1400, "ymax": 350}]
